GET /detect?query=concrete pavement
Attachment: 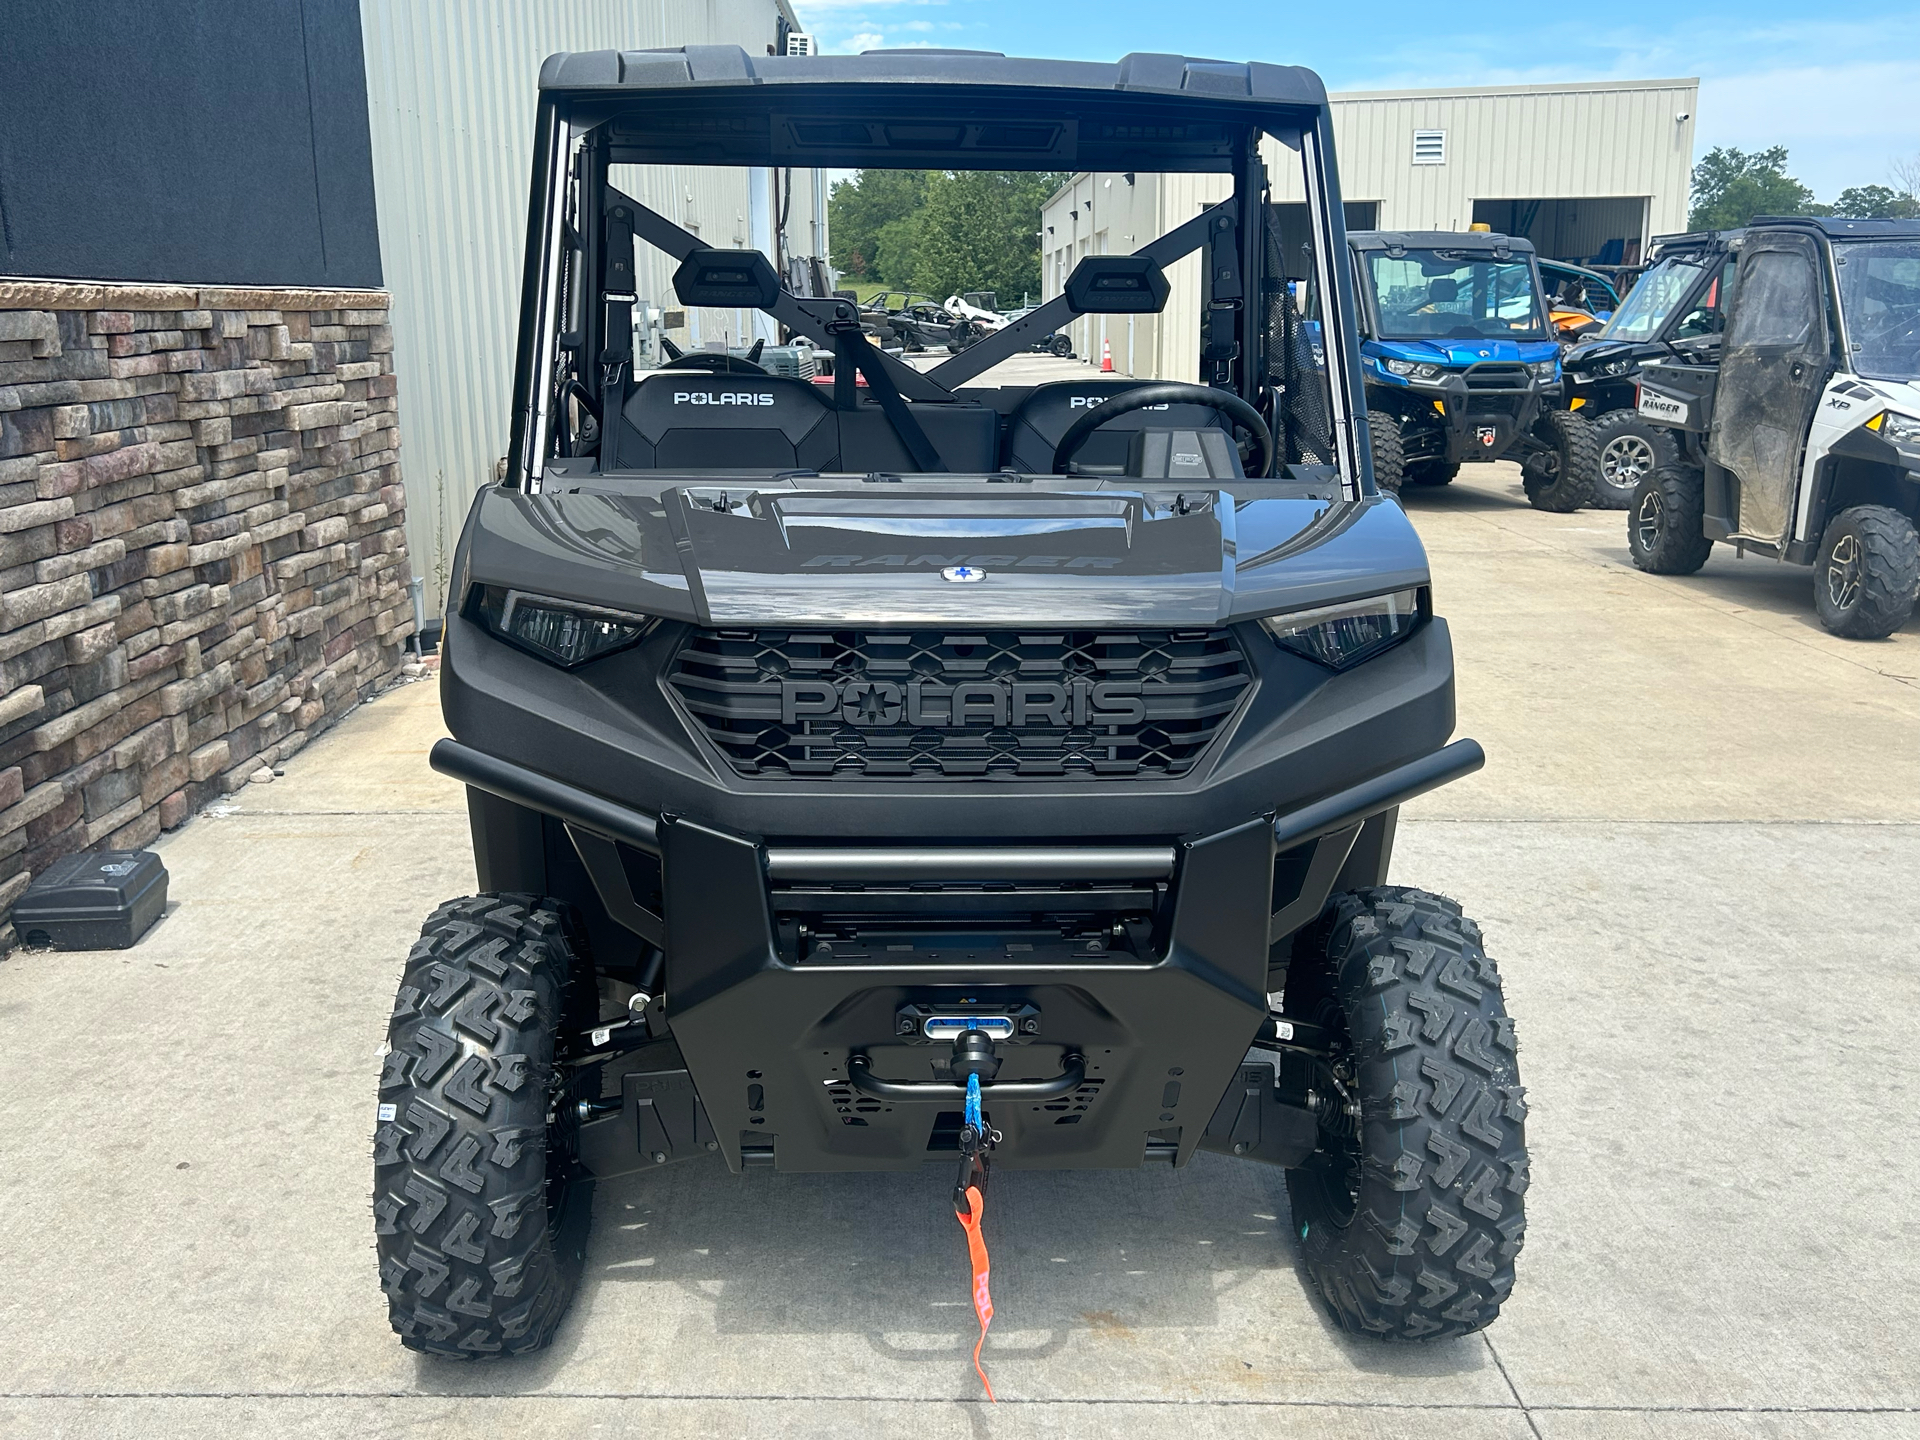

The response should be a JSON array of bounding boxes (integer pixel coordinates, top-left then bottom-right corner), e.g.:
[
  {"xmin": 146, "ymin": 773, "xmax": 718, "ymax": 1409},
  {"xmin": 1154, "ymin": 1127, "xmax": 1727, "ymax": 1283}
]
[{"xmin": 1, "ymin": 464, "xmax": 1916, "ymax": 1438}]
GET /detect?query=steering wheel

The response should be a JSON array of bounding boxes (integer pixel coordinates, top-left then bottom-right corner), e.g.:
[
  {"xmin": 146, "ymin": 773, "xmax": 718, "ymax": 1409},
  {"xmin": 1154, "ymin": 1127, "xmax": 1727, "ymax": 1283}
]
[
  {"xmin": 662, "ymin": 353, "xmax": 770, "ymax": 375},
  {"xmin": 1050, "ymin": 382, "xmax": 1274, "ymax": 478}
]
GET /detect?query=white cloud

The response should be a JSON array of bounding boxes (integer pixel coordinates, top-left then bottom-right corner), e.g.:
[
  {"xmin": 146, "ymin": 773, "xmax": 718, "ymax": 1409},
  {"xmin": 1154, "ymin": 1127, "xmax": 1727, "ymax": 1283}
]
[{"xmin": 795, "ymin": 0, "xmax": 956, "ymax": 54}]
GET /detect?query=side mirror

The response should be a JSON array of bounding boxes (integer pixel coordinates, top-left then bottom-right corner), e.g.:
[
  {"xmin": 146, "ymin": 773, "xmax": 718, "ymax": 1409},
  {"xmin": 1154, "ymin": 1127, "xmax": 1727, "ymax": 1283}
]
[
  {"xmin": 673, "ymin": 248, "xmax": 781, "ymax": 309},
  {"xmin": 1063, "ymin": 255, "xmax": 1170, "ymax": 314}
]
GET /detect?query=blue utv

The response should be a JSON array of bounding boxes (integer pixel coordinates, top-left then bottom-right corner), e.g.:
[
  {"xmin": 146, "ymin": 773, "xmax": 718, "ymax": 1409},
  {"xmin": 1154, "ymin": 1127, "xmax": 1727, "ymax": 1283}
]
[{"xmin": 1351, "ymin": 230, "xmax": 1595, "ymax": 510}]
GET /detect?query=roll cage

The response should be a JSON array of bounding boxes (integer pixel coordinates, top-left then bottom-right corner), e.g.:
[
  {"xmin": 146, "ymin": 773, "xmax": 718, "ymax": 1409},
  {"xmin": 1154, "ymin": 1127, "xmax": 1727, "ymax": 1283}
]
[{"xmin": 505, "ymin": 47, "xmax": 1369, "ymax": 501}]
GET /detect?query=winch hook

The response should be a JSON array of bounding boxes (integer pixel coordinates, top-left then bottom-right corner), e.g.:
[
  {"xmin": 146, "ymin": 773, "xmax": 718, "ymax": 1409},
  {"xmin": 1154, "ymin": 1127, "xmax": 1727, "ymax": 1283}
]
[{"xmin": 948, "ymin": 1029, "xmax": 1002, "ymax": 1402}]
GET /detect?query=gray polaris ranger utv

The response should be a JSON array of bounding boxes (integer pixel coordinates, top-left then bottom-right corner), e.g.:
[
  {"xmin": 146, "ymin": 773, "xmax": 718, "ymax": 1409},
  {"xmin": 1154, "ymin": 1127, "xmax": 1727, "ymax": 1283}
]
[
  {"xmin": 373, "ymin": 45, "xmax": 1527, "ymax": 1362},
  {"xmin": 1629, "ymin": 217, "xmax": 1920, "ymax": 637}
]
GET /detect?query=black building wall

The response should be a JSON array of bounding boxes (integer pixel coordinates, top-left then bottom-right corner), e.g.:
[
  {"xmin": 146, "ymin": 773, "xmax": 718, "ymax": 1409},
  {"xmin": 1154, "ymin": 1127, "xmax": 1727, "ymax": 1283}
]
[{"xmin": 0, "ymin": 0, "xmax": 381, "ymax": 288}]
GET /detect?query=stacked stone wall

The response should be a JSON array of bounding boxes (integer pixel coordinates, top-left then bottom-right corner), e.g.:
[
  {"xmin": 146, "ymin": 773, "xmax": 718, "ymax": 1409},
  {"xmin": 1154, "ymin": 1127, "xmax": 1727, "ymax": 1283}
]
[{"xmin": 0, "ymin": 281, "xmax": 413, "ymax": 946}]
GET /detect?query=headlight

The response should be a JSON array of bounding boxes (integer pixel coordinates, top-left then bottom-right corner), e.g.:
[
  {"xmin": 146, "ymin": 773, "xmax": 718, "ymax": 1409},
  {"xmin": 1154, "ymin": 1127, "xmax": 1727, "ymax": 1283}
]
[
  {"xmin": 473, "ymin": 587, "xmax": 655, "ymax": 667},
  {"xmin": 1599, "ymin": 357, "xmax": 1636, "ymax": 376},
  {"xmin": 1259, "ymin": 588, "xmax": 1426, "ymax": 671},
  {"xmin": 1527, "ymin": 360, "xmax": 1559, "ymax": 381},
  {"xmin": 1383, "ymin": 358, "xmax": 1445, "ymax": 382},
  {"xmin": 1867, "ymin": 410, "xmax": 1920, "ymax": 446}
]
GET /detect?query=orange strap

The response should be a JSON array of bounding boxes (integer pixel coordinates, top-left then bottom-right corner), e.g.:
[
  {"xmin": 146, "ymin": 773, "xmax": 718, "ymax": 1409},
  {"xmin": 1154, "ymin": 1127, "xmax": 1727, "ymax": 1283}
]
[{"xmin": 956, "ymin": 1183, "xmax": 995, "ymax": 1402}]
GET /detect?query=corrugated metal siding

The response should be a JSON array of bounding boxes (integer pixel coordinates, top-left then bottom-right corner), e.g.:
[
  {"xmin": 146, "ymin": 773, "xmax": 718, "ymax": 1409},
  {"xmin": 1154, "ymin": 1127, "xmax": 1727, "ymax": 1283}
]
[
  {"xmin": 1314, "ymin": 80, "xmax": 1697, "ymax": 237},
  {"xmin": 359, "ymin": 0, "xmax": 804, "ymax": 610}
]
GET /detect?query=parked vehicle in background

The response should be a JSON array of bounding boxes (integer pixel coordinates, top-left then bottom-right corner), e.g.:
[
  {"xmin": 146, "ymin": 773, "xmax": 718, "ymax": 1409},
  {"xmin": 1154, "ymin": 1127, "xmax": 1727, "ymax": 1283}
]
[
  {"xmin": 1539, "ymin": 258, "xmax": 1619, "ymax": 345},
  {"xmin": 944, "ymin": 293, "xmax": 1009, "ymax": 349},
  {"xmin": 1629, "ymin": 217, "xmax": 1920, "ymax": 638},
  {"xmin": 1564, "ymin": 231, "xmax": 1739, "ymax": 506},
  {"xmin": 1001, "ymin": 303, "xmax": 1076, "ymax": 356},
  {"xmin": 1349, "ymin": 229, "xmax": 1594, "ymax": 509},
  {"xmin": 858, "ymin": 291, "xmax": 965, "ymax": 351},
  {"xmin": 1539, "ymin": 258, "xmax": 1620, "ymax": 321}
]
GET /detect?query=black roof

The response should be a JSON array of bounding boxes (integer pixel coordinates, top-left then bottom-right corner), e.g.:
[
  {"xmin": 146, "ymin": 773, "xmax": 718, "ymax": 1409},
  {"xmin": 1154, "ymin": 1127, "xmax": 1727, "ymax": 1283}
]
[
  {"xmin": 1346, "ymin": 229, "xmax": 1535, "ymax": 256},
  {"xmin": 538, "ymin": 46, "xmax": 1327, "ymax": 107},
  {"xmin": 1750, "ymin": 215, "xmax": 1920, "ymax": 239},
  {"xmin": 541, "ymin": 48, "xmax": 1330, "ymax": 172}
]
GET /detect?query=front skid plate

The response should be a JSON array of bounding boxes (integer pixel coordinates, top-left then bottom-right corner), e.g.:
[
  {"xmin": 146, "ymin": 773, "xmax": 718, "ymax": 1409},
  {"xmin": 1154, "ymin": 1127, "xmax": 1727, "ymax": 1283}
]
[{"xmin": 661, "ymin": 815, "xmax": 1276, "ymax": 1173}]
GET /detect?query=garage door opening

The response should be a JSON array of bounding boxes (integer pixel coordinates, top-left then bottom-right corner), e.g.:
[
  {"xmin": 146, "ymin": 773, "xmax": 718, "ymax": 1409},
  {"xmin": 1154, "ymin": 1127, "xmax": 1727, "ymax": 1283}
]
[{"xmin": 1471, "ymin": 197, "xmax": 1648, "ymax": 266}]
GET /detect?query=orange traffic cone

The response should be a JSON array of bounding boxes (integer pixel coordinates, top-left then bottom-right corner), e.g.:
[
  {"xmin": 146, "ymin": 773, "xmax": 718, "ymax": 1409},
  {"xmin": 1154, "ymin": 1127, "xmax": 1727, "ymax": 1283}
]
[{"xmin": 1100, "ymin": 337, "xmax": 1114, "ymax": 372}]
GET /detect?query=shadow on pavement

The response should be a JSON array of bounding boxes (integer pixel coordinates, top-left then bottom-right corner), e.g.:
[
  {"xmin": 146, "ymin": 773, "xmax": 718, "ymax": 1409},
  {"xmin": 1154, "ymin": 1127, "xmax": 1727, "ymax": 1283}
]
[{"xmin": 408, "ymin": 1151, "xmax": 1491, "ymax": 1393}]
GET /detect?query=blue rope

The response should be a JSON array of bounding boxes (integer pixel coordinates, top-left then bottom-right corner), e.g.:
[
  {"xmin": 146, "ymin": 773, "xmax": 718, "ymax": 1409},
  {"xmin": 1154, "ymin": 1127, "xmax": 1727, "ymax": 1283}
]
[{"xmin": 965, "ymin": 1071, "xmax": 982, "ymax": 1132}]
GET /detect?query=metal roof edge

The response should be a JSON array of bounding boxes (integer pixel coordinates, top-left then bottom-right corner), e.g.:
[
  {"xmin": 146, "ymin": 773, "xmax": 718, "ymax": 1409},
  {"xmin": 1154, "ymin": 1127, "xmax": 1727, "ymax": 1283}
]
[{"xmin": 1328, "ymin": 76, "xmax": 1699, "ymax": 103}]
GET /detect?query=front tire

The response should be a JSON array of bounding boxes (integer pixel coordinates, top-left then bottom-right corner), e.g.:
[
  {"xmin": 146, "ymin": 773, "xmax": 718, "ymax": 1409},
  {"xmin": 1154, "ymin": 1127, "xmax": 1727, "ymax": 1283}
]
[
  {"xmin": 1588, "ymin": 409, "xmax": 1677, "ymax": 509},
  {"xmin": 1520, "ymin": 408, "xmax": 1596, "ymax": 512},
  {"xmin": 1049, "ymin": 334, "xmax": 1073, "ymax": 358},
  {"xmin": 1285, "ymin": 888, "xmax": 1528, "ymax": 1341},
  {"xmin": 1814, "ymin": 505, "xmax": 1919, "ymax": 639},
  {"xmin": 1368, "ymin": 412, "xmax": 1406, "ymax": 494},
  {"xmin": 374, "ymin": 895, "xmax": 592, "ymax": 1358},
  {"xmin": 1627, "ymin": 465, "xmax": 1714, "ymax": 575}
]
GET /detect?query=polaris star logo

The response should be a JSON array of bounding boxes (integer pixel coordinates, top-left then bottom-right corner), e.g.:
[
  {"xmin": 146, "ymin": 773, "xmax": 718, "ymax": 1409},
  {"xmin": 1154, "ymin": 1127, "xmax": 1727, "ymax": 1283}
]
[
  {"xmin": 672, "ymin": 392, "xmax": 776, "ymax": 405},
  {"xmin": 941, "ymin": 565, "xmax": 985, "ymax": 583},
  {"xmin": 801, "ymin": 553, "xmax": 1122, "ymax": 570},
  {"xmin": 779, "ymin": 678, "xmax": 1146, "ymax": 728}
]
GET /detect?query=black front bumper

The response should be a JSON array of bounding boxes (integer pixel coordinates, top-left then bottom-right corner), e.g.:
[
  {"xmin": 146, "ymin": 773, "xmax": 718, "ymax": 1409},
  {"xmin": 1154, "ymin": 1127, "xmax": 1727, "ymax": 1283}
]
[
  {"xmin": 1372, "ymin": 371, "xmax": 1554, "ymax": 466},
  {"xmin": 435, "ymin": 594, "xmax": 1469, "ymax": 1175},
  {"xmin": 433, "ymin": 736, "xmax": 1483, "ymax": 1174}
]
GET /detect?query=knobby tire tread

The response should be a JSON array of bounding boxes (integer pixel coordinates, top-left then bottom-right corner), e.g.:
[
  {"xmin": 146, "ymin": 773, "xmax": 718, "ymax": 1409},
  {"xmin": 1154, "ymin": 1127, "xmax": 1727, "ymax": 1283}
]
[
  {"xmin": 1286, "ymin": 887, "xmax": 1528, "ymax": 1341},
  {"xmin": 373, "ymin": 893, "xmax": 589, "ymax": 1358}
]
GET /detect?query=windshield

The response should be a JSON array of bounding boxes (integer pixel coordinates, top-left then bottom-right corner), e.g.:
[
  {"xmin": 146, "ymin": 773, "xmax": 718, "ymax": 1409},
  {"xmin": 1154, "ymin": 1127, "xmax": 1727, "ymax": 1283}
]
[
  {"xmin": 1600, "ymin": 256, "xmax": 1708, "ymax": 342},
  {"xmin": 1835, "ymin": 240, "xmax": 1920, "ymax": 382},
  {"xmin": 1365, "ymin": 251, "xmax": 1547, "ymax": 340}
]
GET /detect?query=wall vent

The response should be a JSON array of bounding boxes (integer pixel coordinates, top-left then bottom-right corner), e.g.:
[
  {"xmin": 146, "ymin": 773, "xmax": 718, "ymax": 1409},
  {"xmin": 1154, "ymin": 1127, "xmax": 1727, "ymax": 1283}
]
[
  {"xmin": 785, "ymin": 33, "xmax": 816, "ymax": 56},
  {"xmin": 1412, "ymin": 129, "xmax": 1446, "ymax": 166}
]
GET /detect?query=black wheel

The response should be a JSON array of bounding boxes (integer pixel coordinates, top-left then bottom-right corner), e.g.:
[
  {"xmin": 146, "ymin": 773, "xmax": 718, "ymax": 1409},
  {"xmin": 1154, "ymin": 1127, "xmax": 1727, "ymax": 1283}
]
[
  {"xmin": 1049, "ymin": 334, "xmax": 1073, "ymax": 358},
  {"xmin": 1285, "ymin": 888, "xmax": 1528, "ymax": 1341},
  {"xmin": 1626, "ymin": 465, "xmax": 1714, "ymax": 575},
  {"xmin": 1368, "ymin": 412, "xmax": 1406, "ymax": 494},
  {"xmin": 1588, "ymin": 409, "xmax": 1677, "ymax": 509},
  {"xmin": 1404, "ymin": 460, "xmax": 1458, "ymax": 487},
  {"xmin": 1813, "ymin": 505, "xmax": 1919, "ymax": 639},
  {"xmin": 1520, "ymin": 408, "xmax": 1596, "ymax": 512},
  {"xmin": 374, "ymin": 894, "xmax": 593, "ymax": 1358}
]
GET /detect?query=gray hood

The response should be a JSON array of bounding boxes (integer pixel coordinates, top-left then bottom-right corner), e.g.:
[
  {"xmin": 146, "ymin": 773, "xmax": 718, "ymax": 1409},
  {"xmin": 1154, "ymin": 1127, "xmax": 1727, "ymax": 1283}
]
[{"xmin": 457, "ymin": 482, "xmax": 1430, "ymax": 626}]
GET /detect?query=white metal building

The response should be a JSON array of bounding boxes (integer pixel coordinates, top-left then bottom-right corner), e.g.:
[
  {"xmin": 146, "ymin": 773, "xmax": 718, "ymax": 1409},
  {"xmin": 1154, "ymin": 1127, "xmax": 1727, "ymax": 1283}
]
[
  {"xmin": 1043, "ymin": 77, "xmax": 1699, "ymax": 383},
  {"xmin": 358, "ymin": 0, "xmax": 821, "ymax": 611}
]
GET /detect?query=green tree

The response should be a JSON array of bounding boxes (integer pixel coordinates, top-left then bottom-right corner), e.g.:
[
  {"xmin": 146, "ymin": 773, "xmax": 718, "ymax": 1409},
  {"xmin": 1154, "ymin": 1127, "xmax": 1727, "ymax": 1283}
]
[
  {"xmin": 872, "ymin": 213, "xmax": 924, "ymax": 288},
  {"xmin": 1830, "ymin": 183, "xmax": 1920, "ymax": 219},
  {"xmin": 828, "ymin": 169, "xmax": 928, "ymax": 279},
  {"xmin": 1688, "ymin": 146, "xmax": 1827, "ymax": 230},
  {"xmin": 910, "ymin": 170, "xmax": 1062, "ymax": 302}
]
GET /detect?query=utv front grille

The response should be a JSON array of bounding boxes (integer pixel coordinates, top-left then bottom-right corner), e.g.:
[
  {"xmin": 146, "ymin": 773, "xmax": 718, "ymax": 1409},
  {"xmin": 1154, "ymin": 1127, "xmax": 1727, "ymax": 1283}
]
[
  {"xmin": 1463, "ymin": 362, "xmax": 1530, "ymax": 391},
  {"xmin": 668, "ymin": 628, "xmax": 1253, "ymax": 780}
]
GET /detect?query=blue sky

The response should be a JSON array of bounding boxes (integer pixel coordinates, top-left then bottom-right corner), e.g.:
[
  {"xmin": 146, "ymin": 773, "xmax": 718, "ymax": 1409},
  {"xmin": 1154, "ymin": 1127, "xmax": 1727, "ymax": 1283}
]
[{"xmin": 795, "ymin": 0, "xmax": 1920, "ymax": 202}]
